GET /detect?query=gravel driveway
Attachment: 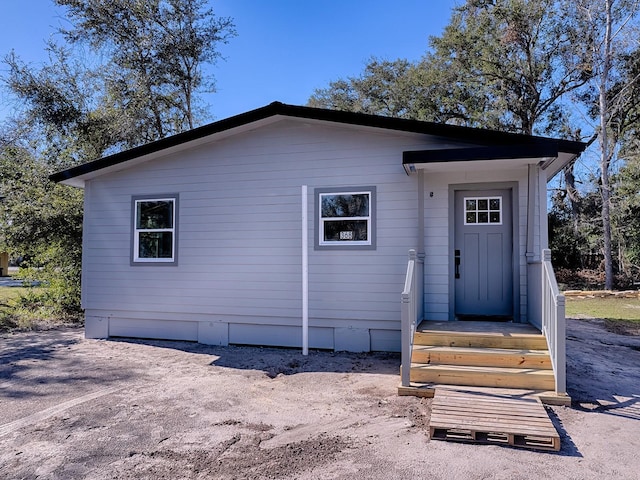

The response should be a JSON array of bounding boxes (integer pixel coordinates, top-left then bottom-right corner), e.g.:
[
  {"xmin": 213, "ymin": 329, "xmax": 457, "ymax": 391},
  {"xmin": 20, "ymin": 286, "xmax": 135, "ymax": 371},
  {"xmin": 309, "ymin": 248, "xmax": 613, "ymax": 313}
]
[{"xmin": 1, "ymin": 319, "xmax": 639, "ymax": 479}]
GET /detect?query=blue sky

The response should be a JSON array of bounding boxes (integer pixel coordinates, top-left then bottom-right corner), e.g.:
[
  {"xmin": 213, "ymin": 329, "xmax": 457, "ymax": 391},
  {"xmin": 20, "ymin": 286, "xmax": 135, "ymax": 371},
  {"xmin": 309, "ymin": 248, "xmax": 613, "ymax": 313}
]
[{"xmin": 0, "ymin": 0, "xmax": 458, "ymax": 122}]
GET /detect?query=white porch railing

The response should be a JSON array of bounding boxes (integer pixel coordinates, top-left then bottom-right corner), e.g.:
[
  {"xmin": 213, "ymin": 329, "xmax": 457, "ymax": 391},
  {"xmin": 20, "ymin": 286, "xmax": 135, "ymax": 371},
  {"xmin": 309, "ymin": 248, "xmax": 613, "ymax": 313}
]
[
  {"xmin": 401, "ymin": 249, "xmax": 424, "ymax": 387},
  {"xmin": 541, "ymin": 248, "xmax": 566, "ymax": 395}
]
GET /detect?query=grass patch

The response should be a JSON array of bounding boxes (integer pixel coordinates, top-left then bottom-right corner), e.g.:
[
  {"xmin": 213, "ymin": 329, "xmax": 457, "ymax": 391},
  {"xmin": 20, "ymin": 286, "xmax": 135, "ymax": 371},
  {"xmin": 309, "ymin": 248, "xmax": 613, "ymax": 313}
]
[
  {"xmin": 0, "ymin": 285, "xmax": 82, "ymax": 332},
  {"xmin": 565, "ymin": 296, "xmax": 640, "ymax": 336},
  {"xmin": 0, "ymin": 286, "xmax": 31, "ymax": 316},
  {"xmin": 0, "ymin": 286, "xmax": 30, "ymax": 331},
  {"xmin": 0, "ymin": 286, "xmax": 30, "ymax": 305},
  {"xmin": 565, "ymin": 297, "xmax": 640, "ymax": 320}
]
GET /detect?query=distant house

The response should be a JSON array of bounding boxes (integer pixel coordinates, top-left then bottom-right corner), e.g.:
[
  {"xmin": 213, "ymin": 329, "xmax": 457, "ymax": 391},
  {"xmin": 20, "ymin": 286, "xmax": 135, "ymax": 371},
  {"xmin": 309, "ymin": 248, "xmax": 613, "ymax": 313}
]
[{"xmin": 52, "ymin": 102, "xmax": 585, "ymax": 395}]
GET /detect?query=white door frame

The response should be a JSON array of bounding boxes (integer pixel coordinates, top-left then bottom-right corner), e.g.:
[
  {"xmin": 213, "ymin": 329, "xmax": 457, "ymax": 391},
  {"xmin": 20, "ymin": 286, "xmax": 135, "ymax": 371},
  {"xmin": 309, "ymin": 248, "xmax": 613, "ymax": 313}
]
[{"xmin": 448, "ymin": 182, "xmax": 520, "ymax": 322}]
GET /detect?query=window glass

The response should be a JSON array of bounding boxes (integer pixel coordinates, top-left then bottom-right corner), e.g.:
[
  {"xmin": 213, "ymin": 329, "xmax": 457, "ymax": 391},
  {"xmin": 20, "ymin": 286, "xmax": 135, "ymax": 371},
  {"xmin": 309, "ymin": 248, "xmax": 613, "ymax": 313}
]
[
  {"xmin": 321, "ymin": 194, "xmax": 369, "ymax": 218},
  {"xmin": 323, "ymin": 220, "xmax": 368, "ymax": 242},
  {"xmin": 464, "ymin": 196, "xmax": 502, "ymax": 225},
  {"xmin": 136, "ymin": 201, "xmax": 173, "ymax": 229},
  {"xmin": 317, "ymin": 189, "xmax": 375, "ymax": 248},
  {"xmin": 138, "ymin": 232, "xmax": 174, "ymax": 259},
  {"xmin": 133, "ymin": 196, "xmax": 177, "ymax": 263}
]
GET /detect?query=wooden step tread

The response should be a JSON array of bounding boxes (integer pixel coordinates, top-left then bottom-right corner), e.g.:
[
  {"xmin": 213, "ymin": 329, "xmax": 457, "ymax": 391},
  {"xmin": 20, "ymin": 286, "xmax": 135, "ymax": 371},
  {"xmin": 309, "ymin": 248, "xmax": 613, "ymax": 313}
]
[
  {"xmin": 411, "ymin": 363, "xmax": 554, "ymax": 376},
  {"xmin": 417, "ymin": 329, "xmax": 544, "ymax": 338},
  {"xmin": 412, "ymin": 345, "xmax": 552, "ymax": 369},
  {"xmin": 414, "ymin": 331, "xmax": 548, "ymax": 349},
  {"xmin": 410, "ymin": 363, "xmax": 555, "ymax": 390},
  {"xmin": 417, "ymin": 320, "xmax": 541, "ymax": 335},
  {"xmin": 413, "ymin": 345, "xmax": 549, "ymax": 356}
]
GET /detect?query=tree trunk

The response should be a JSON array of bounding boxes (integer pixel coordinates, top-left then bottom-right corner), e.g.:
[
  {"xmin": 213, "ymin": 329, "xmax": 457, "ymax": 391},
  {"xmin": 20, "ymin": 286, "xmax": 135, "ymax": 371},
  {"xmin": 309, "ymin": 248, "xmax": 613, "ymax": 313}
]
[
  {"xmin": 563, "ymin": 162, "xmax": 581, "ymax": 235},
  {"xmin": 600, "ymin": 0, "xmax": 614, "ymax": 290}
]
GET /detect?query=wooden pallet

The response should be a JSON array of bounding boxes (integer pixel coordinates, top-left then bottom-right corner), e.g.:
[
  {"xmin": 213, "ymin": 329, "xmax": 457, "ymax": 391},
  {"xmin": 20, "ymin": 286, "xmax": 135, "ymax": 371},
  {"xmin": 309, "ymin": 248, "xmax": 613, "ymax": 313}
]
[{"xmin": 429, "ymin": 389, "xmax": 560, "ymax": 451}]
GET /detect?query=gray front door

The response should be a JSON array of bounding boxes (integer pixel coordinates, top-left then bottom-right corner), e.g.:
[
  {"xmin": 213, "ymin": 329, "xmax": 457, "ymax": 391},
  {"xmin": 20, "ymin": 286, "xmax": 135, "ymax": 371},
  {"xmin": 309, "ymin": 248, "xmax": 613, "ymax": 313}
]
[{"xmin": 454, "ymin": 189, "xmax": 513, "ymax": 318}]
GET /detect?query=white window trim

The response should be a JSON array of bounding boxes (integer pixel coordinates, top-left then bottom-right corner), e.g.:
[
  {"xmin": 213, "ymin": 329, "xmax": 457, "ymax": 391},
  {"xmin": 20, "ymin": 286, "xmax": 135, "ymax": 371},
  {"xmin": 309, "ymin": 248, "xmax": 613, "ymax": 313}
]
[
  {"xmin": 316, "ymin": 188, "xmax": 376, "ymax": 249},
  {"xmin": 131, "ymin": 195, "xmax": 179, "ymax": 265},
  {"xmin": 463, "ymin": 196, "xmax": 503, "ymax": 225}
]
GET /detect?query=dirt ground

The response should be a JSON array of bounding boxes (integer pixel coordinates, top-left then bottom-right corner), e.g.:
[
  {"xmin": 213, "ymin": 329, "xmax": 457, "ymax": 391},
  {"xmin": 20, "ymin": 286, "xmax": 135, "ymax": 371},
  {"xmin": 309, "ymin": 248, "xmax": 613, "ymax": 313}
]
[{"xmin": 1, "ymin": 318, "xmax": 639, "ymax": 480}]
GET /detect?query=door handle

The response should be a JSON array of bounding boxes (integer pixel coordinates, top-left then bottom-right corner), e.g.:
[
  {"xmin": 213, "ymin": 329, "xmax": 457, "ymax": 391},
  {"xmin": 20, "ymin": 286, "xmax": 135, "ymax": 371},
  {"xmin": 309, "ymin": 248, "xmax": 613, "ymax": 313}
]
[{"xmin": 454, "ymin": 249, "xmax": 461, "ymax": 279}]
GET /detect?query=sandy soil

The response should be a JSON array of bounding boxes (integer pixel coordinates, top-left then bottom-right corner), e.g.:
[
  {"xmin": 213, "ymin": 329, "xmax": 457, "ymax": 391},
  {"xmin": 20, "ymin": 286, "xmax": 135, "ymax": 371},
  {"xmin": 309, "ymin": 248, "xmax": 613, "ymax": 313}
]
[{"xmin": 0, "ymin": 318, "xmax": 638, "ymax": 480}]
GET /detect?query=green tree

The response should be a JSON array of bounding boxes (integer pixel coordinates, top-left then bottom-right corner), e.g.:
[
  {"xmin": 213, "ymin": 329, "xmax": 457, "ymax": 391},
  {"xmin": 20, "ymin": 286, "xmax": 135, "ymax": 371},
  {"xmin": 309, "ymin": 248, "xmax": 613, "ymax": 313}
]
[
  {"xmin": 0, "ymin": 141, "xmax": 83, "ymax": 315},
  {"xmin": 613, "ymin": 155, "xmax": 640, "ymax": 274},
  {"xmin": 310, "ymin": 0, "xmax": 640, "ymax": 288},
  {"xmin": 309, "ymin": 58, "xmax": 421, "ymax": 118},
  {"xmin": 56, "ymin": 0, "xmax": 236, "ymax": 138},
  {"xmin": 310, "ymin": 0, "xmax": 593, "ymax": 136},
  {"xmin": 5, "ymin": 43, "xmax": 125, "ymax": 165},
  {"xmin": 1, "ymin": 0, "xmax": 236, "ymax": 321},
  {"xmin": 575, "ymin": 0, "xmax": 640, "ymax": 289},
  {"xmin": 431, "ymin": 0, "xmax": 593, "ymax": 135},
  {"xmin": 607, "ymin": 48, "xmax": 640, "ymax": 279}
]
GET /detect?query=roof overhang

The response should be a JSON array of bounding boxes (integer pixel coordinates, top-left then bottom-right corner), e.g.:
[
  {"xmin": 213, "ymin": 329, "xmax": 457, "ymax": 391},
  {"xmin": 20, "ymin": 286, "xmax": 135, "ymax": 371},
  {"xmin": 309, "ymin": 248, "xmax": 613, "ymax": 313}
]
[
  {"xmin": 50, "ymin": 102, "xmax": 587, "ymax": 188},
  {"xmin": 403, "ymin": 143, "xmax": 580, "ymax": 180},
  {"xmin": 53, "ymin": 115, "xmax": 285, "ymax": 187}
]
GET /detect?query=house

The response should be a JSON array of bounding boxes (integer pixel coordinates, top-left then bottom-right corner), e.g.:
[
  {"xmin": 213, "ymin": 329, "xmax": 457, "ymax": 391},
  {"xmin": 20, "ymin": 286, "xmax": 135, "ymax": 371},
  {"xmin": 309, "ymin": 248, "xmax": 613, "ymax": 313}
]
[{"xmin": 52, "ymin": 102, "xmax": 585, "ymax": 396}]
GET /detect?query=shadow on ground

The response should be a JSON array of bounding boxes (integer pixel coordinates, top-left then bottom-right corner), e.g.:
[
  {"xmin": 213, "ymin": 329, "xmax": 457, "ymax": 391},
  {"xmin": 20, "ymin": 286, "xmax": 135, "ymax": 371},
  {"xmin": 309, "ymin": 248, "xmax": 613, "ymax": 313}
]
[
  {"xmin": 109, "ymin": 337, "xmax": 401, "ymax": 377},
  {"xmin": 566, "ymin": 318, "xmax": 640, "ymax": 422},
  {"xmin": 0, "ymin": 328, "xmax": 134, "ymax": 400}
]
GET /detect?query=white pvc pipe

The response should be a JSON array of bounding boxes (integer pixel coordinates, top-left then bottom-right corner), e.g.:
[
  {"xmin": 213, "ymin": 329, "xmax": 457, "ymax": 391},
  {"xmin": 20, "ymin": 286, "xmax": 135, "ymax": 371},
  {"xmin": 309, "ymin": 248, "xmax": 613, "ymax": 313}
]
[{"xmin": 302, "ymin": 185, "xmax": 309, "ymax": 355}]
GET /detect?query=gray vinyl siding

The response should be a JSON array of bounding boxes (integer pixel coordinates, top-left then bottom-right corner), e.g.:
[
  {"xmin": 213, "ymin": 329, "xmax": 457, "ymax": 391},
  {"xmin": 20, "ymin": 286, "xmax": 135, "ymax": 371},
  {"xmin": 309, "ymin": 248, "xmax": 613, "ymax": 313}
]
[
  {"xmin": 82, "ymin": 118, "xmax": 545, "ymax": 347},
  {"xmin": 82, "ymin": 119, "xmax": 440, "ymax": 350}
]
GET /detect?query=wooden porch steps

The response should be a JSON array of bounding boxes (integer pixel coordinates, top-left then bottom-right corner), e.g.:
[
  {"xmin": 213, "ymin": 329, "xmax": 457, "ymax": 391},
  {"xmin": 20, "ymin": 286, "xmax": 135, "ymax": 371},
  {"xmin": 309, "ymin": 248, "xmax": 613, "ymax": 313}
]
[{"xmin": 409, "ymin": 321, "xmax": 555, "ymax": 391}]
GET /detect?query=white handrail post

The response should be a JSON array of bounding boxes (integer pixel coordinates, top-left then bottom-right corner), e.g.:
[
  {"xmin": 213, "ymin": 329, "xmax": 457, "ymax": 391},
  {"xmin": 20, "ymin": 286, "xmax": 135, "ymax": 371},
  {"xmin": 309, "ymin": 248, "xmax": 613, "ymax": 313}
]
[
  {"xmin": 556, "ymin": 293, "xmax": 566, "ymax": 395},
  {"xmin": 541, "ymin": 248, "xmax": 567, "ymax": 395},
  {"xmin": 401, "ymin": 291, "xmax": 411, "ymax": 387},
  {"xmin": 401, "ymin": 249, "xmax": 417, "ymax": 387}
]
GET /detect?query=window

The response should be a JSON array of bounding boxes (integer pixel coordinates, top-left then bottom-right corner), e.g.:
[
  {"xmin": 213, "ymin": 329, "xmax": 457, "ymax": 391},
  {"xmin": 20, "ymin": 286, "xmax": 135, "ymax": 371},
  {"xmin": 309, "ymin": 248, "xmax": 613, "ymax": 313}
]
[
  {"xmin": 464, "ymin": 196, "xmax": 502, "ymax": 225},
  {"xmin": 132, "ymin": 195, "xmax": 178, "ymax": 264},
  {"xmin": 315, "ymin": 187, "xmax": 376, "ymax": 249}
]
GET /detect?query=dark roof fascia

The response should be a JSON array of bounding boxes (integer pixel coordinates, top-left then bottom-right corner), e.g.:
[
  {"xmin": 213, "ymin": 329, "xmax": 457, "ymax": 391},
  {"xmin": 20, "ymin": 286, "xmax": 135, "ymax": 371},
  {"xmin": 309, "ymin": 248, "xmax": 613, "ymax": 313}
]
[
  {"xmin": 402, "ymin": 144, "xmax": 561, "ymax": 165},
  {"xmin": 50, "ymin": 102, "xmax": 587, "ymax": 183}
]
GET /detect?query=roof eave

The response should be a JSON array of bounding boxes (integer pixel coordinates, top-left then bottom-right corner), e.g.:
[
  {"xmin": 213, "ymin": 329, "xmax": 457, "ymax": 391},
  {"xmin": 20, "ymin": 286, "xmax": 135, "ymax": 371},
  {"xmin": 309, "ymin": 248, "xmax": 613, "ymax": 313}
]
[
  {"xmin": 540, "ymin": 151, "xmax": 578, "ymax": 180},
  {"xmin": 50, "ymin": 102, "xmax": 588, "ymax": 185}
]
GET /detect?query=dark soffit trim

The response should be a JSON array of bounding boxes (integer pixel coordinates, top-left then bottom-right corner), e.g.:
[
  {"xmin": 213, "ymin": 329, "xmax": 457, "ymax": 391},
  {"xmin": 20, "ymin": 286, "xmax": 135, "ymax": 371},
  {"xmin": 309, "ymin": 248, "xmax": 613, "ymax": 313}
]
[{"xmin": 402, "ymin": 144, "xmax": 560, "ymax": 165}]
